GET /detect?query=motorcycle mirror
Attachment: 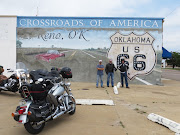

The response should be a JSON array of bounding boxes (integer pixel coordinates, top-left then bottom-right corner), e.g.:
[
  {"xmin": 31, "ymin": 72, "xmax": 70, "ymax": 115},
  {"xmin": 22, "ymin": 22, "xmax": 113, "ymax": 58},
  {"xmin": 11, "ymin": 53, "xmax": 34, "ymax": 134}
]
[
  {"xmin": 7, "ymin": 69, "xmax": 14, "ymax": 72},
  {"xmin": 38, "ymin": 78, "xmax": 43, "ymax": 82},
  {"xmin": 65, "ymin": 82, "xmax": 71, "ymax": 86}
]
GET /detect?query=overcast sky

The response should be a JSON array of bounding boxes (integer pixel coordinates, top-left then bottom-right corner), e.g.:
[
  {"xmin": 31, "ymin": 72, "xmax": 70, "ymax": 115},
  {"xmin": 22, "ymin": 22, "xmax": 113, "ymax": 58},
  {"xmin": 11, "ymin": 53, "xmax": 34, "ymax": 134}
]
[{"xmin": 0, "ymin": 0, "xmax": 180, "ymax": 52}]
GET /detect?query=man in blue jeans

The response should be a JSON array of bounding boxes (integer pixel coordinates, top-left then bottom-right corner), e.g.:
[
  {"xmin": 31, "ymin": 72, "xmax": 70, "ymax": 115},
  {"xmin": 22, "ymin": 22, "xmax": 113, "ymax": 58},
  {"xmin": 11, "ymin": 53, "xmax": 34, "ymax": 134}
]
[
  {"xmin": 105, "ymin": 59, "xmax": 117, "ymax": 87},
  {"xmin": 96, "ymin": 60, "xmax": 104, "ymax": 88},
  {"xmin": 118, "ymin": 59, "xmax": 129, "ymax": 88}
]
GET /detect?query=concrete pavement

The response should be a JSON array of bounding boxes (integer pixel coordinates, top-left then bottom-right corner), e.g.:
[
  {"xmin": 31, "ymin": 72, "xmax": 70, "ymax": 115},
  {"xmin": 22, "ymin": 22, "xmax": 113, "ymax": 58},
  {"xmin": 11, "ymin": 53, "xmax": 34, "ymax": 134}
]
[
  {"xmin": 162, "ymin": 69, "xmax": 180, "ymax": 81},
  {"xmin": 1, "ymin": 80, "xmax": 180, "ymax": 135}
]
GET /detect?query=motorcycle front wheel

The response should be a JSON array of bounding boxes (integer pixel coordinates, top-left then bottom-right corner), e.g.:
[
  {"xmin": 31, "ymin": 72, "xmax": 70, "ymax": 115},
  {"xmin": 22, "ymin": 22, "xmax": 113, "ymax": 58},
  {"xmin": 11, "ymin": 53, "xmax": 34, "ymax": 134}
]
[
  {"xmin": 69, "ymin": 96, "xmax": 76, "ymax": 115},
  {"xmin": 24, "ymin": 121, "xmax": 45, "ymax": 134}
]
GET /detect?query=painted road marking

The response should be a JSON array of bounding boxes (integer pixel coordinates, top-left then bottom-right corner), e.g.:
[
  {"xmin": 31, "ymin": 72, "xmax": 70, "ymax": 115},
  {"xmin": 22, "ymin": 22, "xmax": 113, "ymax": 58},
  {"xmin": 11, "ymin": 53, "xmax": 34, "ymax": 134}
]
[
  {"xmin": 135, "ymin": 77, "xmax": 153, "ymax": 85},
  {"xmin": 87, "ymin": 51, "xmax": 106, "ymax": 57},
  {"xmin": 81, "ymin": 50, "xmax": 96, "ymax": 58},
  {"xmin": 68, "ymin": 51, "xmax": 77, "ymax": 60},
  {"xmin": 76, "ymin": 99, "xmax": 114, "ymax": 105}
]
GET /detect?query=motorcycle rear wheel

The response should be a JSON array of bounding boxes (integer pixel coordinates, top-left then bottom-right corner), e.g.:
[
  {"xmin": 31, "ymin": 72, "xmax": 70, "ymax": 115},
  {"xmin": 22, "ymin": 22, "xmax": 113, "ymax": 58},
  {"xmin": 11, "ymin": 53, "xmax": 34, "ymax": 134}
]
[{"xmin": 24, "ymin": 121, "xmax": 45, "ymax": 134}]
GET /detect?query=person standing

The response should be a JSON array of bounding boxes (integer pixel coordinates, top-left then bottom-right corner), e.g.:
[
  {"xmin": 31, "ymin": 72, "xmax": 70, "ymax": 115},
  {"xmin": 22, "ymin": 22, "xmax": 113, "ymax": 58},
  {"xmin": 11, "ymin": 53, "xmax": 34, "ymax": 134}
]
[
  {"xmin": 0, "ymin": 66, "xmax": 4, "ymax": 75},
  {"xmin": 96, "ymin": 60, "xmax": 104, "ymax": 88},
  {"xmin": 0, "ymin": 66, "xmax": 7, "ymax": 85},
  {"xmin": 105, "ymin": 59, "xmax": 117, "ymax": 87},
  {"xmin": 118, "ymin": 59, "xmax": 129, "ymax": 88}
]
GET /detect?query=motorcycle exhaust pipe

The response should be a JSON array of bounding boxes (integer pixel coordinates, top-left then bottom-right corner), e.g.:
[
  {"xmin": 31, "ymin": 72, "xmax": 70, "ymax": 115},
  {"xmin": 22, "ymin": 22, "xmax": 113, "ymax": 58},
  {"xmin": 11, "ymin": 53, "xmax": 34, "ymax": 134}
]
[
  {"xmin": 53, "ymin": 106, "xmax": 73, "ymax": 120},
  {"xmin": 0, "ymin": 87, "xmax": 8, "ymax": 91},
  {"xmin": 36, "ymin": 107, "xmax": 59, "ymax": 126},
  {"xmin": 36, "ymin": 106, "xmax": 72, "ymax": 125},
  {"xmin": 53, "ymin": 112, "xmax": 64, "ymax": 119},
  {"xmin": 37, "ymin": 111, "xmax": 65, "ymax": 126}
]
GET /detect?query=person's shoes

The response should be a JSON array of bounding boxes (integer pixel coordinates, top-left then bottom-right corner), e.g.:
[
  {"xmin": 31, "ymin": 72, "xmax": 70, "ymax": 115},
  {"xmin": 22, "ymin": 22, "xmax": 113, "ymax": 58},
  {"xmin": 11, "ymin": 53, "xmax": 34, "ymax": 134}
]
[
  {"xmin": 121, "ymin": 86, "xmax": 124, "ymax": 88},
  {"xmin": 107, "ymin": 86, "xmax": 109, "ymax": 87},
  {"xmin": 126, "ymin": 87, "xmax": 130, "ymax": 88},
  {"xmin": 101, "ymin": 86, "xmax": 104, "ymax": 88},
  {"xmin": 112, "ymin": 86, "xmax": 114, "ymax": 87},
  {"xmin": 96, "ymin": 86, "xmax": 98, "ymax": 88}
]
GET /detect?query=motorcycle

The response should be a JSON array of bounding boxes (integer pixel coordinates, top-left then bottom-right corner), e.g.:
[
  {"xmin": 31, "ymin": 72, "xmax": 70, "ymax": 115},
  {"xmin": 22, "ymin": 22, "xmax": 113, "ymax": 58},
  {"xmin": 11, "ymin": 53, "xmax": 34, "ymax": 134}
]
[
  {"xmin": 12, "ymin": 67, "xmax": 76, "ymax": 134},
  {"xmin": 0, "ymin": 62, "xmax": 29, "ymax": 94}
]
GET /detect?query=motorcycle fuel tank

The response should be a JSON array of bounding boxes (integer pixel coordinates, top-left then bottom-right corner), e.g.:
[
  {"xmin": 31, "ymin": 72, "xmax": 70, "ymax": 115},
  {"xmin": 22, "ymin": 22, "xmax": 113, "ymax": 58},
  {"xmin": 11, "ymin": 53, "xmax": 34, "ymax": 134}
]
[{"xmin": 52, "ymin": 84, "xmax": 65, "ymax": 96}]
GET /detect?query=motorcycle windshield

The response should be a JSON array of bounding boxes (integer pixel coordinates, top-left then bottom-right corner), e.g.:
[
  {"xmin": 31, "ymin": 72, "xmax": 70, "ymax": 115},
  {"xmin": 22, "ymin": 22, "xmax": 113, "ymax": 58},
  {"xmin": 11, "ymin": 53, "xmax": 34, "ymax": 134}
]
[{"xmin": 16, "ymin": 62, "xmax": 28, "ymax": 72}]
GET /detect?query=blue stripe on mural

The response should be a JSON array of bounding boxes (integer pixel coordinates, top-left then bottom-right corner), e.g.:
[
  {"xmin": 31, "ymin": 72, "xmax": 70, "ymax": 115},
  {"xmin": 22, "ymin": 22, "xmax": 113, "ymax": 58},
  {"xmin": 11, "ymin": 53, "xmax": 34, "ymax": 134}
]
[{"xmin": 17, "ymin": 16, "xmax": 163, "ymax": 29}]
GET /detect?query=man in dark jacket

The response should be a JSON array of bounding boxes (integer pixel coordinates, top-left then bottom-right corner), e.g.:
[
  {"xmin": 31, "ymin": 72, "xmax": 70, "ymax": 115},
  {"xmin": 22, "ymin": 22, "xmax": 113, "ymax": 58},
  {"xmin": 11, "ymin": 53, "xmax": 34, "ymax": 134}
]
[
  {"xmin": 105, "ymin": 59, "xmax": 117, "ymax": 87},
  {"xmin": 118, "ymin": 59, "xmax": 129, "ymax": 88}
]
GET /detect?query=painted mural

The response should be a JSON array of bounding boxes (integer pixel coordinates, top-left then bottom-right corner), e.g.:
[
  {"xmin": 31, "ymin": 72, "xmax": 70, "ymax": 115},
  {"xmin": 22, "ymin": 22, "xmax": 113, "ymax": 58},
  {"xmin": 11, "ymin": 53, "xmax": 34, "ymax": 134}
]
[
  {"xmin": 108, "ymin": 32, "xmax": 156, "ymax": 80},
  {"xmin": 16, "ymin": 17, "xmax": 163, "ymax": 84}
]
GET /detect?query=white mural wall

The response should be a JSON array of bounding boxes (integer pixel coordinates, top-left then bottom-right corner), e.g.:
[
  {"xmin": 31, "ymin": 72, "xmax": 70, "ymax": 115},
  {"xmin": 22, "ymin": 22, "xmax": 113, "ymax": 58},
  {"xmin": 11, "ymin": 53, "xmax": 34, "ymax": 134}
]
[{"xmin": 0, "ymin": 16, "xmax": 17, "ymax": 76}]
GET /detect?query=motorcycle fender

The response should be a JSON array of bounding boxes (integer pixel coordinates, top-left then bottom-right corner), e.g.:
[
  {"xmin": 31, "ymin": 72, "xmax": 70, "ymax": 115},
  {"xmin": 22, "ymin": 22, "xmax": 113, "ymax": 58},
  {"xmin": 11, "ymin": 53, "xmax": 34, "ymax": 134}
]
[
  {"xmin": 66, "ymin": 93, "xmax": 75, "ymax": 109},
  {"xmin": 19, "ymin": 100, "xmax": 32, "ymax": 124}
]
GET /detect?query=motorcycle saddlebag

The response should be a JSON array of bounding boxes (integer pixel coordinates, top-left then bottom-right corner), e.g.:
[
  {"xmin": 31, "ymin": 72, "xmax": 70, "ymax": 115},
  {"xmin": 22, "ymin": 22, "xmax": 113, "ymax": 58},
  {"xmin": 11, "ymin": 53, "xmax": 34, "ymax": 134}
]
[
  {"xmin": 29, "ymin": 84, "xmax": 48, "ymax": 101},
  {"xmin": 60, "ymin": 67, "xmax": 72, "ymax": 78},
  {"xmin": 28, "ymin": 101, "xmax": 50, "ymax": 122}
]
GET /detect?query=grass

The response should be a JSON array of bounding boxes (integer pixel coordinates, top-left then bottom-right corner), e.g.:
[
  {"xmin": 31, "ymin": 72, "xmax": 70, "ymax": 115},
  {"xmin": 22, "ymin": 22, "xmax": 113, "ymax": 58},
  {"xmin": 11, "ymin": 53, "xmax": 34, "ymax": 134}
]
[
  {"xmin": 134, "ymin": 108, "xmax": 147, "ymax": 114},
  {"xmin": 142, "ymin": 111, "xmax": 147, "ymax": 114},
  {"xmin": 134, "ymin": 108, "xmax": 139, "ymax": 111},
  {"xmin": 152, "ymin": 101, "xmax": 157, "ymax": 103},
  {"xmin": 105, "ymin": 89, "xmax": 109, "ymax": 94},
  {"xmin": 119, "ymin": 121, "xmax": 125, "ymax": 128},
  {"xmin": 163, "ymin": 68, "xmax": 180, "ymax": 71}
]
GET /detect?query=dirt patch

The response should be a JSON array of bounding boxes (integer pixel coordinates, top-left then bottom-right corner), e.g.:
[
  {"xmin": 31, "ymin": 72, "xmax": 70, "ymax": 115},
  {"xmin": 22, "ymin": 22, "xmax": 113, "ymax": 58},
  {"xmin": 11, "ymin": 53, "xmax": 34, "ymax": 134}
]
[{"xmin": 82, "ymin": 88, "xmax": 89, "ymax": 90}]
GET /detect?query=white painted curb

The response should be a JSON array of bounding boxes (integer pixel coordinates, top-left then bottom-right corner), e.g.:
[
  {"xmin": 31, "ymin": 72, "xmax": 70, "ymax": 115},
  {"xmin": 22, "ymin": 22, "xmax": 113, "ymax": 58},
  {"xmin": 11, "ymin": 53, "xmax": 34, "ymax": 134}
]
[
  {"xmin": 113, "ymin": 86, "xmax": 118, "ymax": 95},
  {"xmin": 117, "ymin": 82, "xmax": 121, "ymax": 88},
  {"xmin": 148, "ymin": 113, "xmax": 180, "ymax": 133},
  {"xmin": 76, "ymin": 99, "xmax": 114, "ymax": 105}
]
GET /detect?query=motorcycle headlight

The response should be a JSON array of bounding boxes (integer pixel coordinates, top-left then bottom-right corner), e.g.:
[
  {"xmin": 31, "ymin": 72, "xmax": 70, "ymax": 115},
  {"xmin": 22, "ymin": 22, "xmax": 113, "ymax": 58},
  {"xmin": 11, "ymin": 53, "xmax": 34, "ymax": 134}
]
[
  {"xmin": 27, "ymin": 74, "xmax": 30, "ymax": 78},
  {"xmin": 21, "ymin": 73, "xmax": 26, "ymax": 78},
  {"xmin": 66, "ymin": 82, "xmax": 71, "ymax": 86}
]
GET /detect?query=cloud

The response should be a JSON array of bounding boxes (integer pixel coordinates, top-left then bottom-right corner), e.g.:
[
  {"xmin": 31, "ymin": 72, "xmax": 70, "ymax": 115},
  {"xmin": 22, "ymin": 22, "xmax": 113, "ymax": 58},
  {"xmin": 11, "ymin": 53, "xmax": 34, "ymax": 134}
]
[
  {"xmin": 163, "ymin": 7, "xmax": 180, "ymax": 51},
  {"xmin": 0, "ymin": 0, "xmax": 180, "ymax": 51},
  {"xmin": 0, "ymin": 0, "xmax": 150, "ymax": 16}
]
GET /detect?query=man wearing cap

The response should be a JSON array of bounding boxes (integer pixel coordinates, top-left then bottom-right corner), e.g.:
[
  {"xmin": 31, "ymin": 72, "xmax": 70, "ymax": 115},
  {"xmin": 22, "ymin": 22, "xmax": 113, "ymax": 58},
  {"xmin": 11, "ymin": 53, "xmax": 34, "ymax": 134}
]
[
  {"xmin": 118, "ymin": 59, "xmax": 129, "ymax": 88},
  {"xmin": 96, "ymin": 60, "xmax": 104, "ymax": 88},
  {"xmin": 105, "ymin": 59, "xmax": 117, "ymax": 87}
]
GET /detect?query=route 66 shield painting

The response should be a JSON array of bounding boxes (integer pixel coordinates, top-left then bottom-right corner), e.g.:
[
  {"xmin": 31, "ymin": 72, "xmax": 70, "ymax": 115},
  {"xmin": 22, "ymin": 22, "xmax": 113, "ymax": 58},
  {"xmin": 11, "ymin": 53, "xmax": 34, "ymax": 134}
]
[{"xmin": 108, "ymin": 32, "xmax": 156, "ymax": 80}]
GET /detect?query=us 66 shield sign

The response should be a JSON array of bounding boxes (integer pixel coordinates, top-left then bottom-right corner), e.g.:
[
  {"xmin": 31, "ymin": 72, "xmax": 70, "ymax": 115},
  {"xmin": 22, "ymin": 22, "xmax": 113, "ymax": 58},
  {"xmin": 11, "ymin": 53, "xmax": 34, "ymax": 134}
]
[{"xmin": 108, "ymin": 32, "xmax": 156, "ymax": 80}]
